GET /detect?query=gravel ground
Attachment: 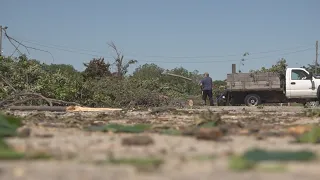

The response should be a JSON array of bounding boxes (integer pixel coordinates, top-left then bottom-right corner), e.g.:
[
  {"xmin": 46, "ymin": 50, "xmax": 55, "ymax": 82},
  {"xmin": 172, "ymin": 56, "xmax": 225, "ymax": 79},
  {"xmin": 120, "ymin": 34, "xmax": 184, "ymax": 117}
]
[{"xmin": 1, "ymin": 106, "xmax": 320, "ymax": 180}]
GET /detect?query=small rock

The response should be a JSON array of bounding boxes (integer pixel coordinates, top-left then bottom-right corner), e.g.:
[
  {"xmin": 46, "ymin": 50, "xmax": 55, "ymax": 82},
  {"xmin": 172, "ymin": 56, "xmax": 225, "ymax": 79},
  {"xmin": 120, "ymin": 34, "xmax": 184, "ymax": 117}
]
[
  {"xmin": 249, "ymin": 127, "xmax": 260, "ymax": 134},
  {"xmin": 159, "ymin": 148, "xmax": 167, "ymax": 155},
  {"xmin": 238, "ymin": 129, "xmax": 249, "ymax": 135},
  {"xmin": 17, "ymin": 127, "xmax": 31, "ymax": 138},
  {"xmin": 188, "ymin": 146, "xmax": 197, "ymax": 152},
  {"xmin": 122, "ymin": 135, "xmax": 154, "ymax": 146},
  {"xmin": 256, "ymin": 135, "xmax": 265, "ymax": 140},
  {"xmin": 195, "ymin": 127, "xmax": 223, "ymax": 140}
]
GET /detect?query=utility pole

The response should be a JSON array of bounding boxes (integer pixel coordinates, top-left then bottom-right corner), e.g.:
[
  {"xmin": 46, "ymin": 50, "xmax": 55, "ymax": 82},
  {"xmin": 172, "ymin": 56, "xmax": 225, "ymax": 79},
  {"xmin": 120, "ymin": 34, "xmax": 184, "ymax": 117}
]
[
  {"xmin": 316, "ymin": 40, "xmax": 318, "ymax": 74},
  {"xmin": 0, "ymin": 25, "xmax": 2, "ymax": 57}
]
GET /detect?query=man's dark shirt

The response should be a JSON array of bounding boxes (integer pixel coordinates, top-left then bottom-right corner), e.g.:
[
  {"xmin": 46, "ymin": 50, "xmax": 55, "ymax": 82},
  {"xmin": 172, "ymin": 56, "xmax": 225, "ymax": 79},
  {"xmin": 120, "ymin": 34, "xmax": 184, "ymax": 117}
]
[{"xmin": 200, "ymin": 77, "xmax": 213, "ymax": 90}]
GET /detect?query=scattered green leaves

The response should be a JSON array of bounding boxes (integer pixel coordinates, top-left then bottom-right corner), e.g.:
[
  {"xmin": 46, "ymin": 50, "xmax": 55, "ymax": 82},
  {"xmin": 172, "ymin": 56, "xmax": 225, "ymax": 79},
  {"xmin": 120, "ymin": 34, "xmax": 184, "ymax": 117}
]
[
  {"xmin": 102, "ymin": 157, "xmax": 164, "ymax": 172},
  {"xmin": 0, "ymin": 113, "xmax": 22, "ymax": 138},
  {"xmin": 191, "ymin": 154, "xmax": 216, "ymax": 161},
  {"xmin": 229, "ymin": 148, "xmax": 317, "ymax": 172},
  {"xmin": 195, "ymin": 110, "xmax": 222, "ymax": 127},
  {"xmin": 229, "ymin": 155, "xmax": 256, "ymax": 171},
  {"xmin": 0, "ymin": 149, "xmax": 25, "ymax": 160},
  {"xmin": 0, "ymin": 139, "xmax": 24, "ymax": 160},
  {"xmin": 303, "ymin": 109, "xmax": 320, "ymax": 117},
  {"xmin": 296, "ymin": 126, "xmax": 320, "ymax": 143},
  {"xmin": 160, "ymin": 129, "xmax": 182, "ymax": 136},
  {"xmin": 25, "ymin": 152, "xmax": 53, "ymax": 160},
  {"xmin": 243, "ymin": 148, "xmax": 316, "ymax": 162},
  {"xmin": 256, "ymin": 163, "xmax": 287, "ymax": 172},
  {"xmin": 86, "ymin": 123, "xmax": 151, "ymax": 133}
]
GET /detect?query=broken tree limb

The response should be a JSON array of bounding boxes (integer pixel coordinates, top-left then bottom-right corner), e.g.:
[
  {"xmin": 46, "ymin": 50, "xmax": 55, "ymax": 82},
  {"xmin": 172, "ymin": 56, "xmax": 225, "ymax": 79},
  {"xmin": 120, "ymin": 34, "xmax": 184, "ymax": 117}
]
[
  {"xmin": 0, "ymin": 74, "xmax": 17, "ymax": 92},
  {"xmin": 2, "ymin": 97, "xmax": 42, "ymax": 107},
  {"xmin": 0, "ymin": 92, "xmax": 53, "ymax": 107},
  {"xmin": 162, "ymin": 73, "xmax": 193, "ymax": 81},
  {"xmin": 0, "ymin": 92, "xmax": 80, "ymax": 107},
  {"xmin": 8, "ymin": 106, "xmax": 67, "ymax": 112},
  {"xmin": 46, "ymin": 98, "xmax": 80, "ymax": 106}
]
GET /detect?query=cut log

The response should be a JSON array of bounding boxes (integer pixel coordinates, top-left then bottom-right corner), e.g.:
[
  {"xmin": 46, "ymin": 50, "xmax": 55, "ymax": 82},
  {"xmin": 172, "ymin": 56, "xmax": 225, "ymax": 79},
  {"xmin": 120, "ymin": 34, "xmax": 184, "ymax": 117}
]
[
  {"xmin": 8, "ymin": 106, "xmax": 123, "ymax": 112},
  {"xmin": 66, "ymin": 106, "xmax": 122, "ymax": 112}
]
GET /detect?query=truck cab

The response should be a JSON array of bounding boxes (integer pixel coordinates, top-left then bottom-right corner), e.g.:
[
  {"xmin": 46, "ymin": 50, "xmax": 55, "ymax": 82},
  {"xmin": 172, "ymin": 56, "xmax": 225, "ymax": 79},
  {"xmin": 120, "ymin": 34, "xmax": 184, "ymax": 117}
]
[{"xmin": 285, "ymin": 68, "xmax": 320, "ymax": 100}]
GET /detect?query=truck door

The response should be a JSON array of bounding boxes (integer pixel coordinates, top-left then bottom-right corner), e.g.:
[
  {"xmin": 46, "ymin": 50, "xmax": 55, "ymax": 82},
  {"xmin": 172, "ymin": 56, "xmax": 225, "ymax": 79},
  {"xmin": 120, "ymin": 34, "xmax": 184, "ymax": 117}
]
[{"xmin": 287, "ymin": 69, "xmax": 313, "ymax": 98}]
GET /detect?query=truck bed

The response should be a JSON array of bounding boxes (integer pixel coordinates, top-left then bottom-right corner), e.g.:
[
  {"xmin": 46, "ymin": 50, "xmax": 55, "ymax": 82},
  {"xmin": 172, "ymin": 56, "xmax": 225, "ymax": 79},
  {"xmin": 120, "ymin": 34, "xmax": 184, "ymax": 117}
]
[{"xmin": 226, "ymin": 72, "xmax": 283, "ymax": 91}]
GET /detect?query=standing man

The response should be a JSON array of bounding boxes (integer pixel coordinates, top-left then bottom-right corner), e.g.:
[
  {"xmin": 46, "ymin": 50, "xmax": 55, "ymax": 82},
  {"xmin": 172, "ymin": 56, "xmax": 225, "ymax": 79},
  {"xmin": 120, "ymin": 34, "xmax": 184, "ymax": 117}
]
[{"xmin": 200, "ymin": 72, "xmax": 214, "ymax": 106}]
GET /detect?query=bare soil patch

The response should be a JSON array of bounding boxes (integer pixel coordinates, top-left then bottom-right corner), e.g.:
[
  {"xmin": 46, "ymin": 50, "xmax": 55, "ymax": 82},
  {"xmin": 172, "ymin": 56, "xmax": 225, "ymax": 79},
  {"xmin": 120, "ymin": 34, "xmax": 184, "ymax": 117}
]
[{"xmin": 1, "ymin": 106, "xmax": 320, "ymax": 180}]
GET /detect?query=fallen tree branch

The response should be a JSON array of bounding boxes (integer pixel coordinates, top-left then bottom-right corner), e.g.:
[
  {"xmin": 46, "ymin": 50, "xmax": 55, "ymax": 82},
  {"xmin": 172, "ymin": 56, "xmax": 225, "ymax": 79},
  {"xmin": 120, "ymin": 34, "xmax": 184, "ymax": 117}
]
[
  {"xmin": 0, "ymin": 92, "xmax": 80, "ymax": 107},
  {"xmin": 1, "ymin": 92, "xmax": 53, "ymax": 106},
  {"xmin": 0, "ymin": 74, "xmax": 17, "ymax": 92},
  {"xmin": 2, "ymin": 97, "xmax": 42, "ymax": 107},
  {"xmin": 162, "ymin": 73, "xmax": 193, "ymax": 81},
  {"xmin": 46, "ymin": 98, "xmax": 80, "ymax": 106},
  {"xmin": 8, "ymin": 106, "xmax": 67, "ymax": 112}
]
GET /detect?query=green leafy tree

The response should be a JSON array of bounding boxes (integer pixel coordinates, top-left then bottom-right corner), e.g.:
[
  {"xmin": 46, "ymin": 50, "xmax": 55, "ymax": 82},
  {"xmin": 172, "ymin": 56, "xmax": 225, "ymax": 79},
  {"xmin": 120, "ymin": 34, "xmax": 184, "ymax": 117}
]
[
  {"xmin": 250, "ymin": 58, "xmax": 288, "ymax": 75},
  {"xmin": 83, "ymin": 57, "xmax": 112, "ymax": 80},
  {"xmin": 301, "ymin": 63, "xmax": 319, "ymax": 74},
  {"xmin": 132, "ymin": 63, "xmax": 164, "ymax": 80},
  {"xmin": 0, "ymin": 54, "xmax": 211, "ymax": 108}
]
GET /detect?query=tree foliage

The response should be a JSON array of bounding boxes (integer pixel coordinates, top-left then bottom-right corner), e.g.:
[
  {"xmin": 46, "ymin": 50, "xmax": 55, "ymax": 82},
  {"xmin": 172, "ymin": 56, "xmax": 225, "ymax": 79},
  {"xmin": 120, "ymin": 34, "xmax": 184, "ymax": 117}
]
[
  {"xmin": 250, "ymin": 58, "xmax": 288, "ymax": 76},
  {"xmin": 0, "ymin": 54, "xmax": 205, "ymax": 108},
  {"xmin": 83, "ymin": 57, "xmax": 111, "ymax": 80}
]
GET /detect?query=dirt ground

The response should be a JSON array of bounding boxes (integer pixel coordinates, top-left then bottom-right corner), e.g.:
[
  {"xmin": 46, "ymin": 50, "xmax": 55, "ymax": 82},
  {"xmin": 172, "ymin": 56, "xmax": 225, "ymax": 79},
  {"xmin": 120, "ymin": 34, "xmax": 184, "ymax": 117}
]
[{"xmin": 1, "ymin": 106, "xmax": 320, "ymax": 180}]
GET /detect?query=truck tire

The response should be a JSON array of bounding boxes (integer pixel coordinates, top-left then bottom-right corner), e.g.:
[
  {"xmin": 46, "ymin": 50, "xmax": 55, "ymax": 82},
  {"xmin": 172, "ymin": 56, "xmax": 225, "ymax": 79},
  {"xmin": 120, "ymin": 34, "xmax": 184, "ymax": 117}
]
[
  {"xmin": 244, "ymin": 94, "xmax": 261, "ymax": 106},
  {"xmin": 317, "ymin": 85, "xmax": 320, "ymax": 100}
]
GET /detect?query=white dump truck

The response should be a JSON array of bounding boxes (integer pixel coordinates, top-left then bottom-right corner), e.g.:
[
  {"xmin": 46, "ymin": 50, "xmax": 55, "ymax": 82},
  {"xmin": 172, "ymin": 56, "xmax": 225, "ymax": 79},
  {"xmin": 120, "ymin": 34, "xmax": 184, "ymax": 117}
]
[{"xmin": 221, "ymin": 64, "xmax": 320, "ymax": 106}]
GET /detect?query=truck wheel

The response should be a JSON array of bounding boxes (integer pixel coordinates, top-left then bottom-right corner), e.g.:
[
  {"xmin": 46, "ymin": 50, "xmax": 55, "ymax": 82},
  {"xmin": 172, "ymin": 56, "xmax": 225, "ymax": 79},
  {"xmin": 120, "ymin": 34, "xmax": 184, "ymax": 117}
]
[
  {"xmin": 244, "ymin": 94, "xmax": 261, "ymax": 106},
  {"xmin": 317, "ymin": 85, "xmax": 320, "ymax": 100}
]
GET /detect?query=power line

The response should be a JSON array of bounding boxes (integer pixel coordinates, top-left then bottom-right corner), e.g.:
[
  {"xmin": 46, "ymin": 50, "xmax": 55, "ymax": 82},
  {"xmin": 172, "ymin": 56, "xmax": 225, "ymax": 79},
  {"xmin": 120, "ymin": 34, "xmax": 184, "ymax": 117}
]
[
  {"xmin": 136, "ymin": 47, "xmax": 314, "ymax": 64},
  {"xmin": 18, "ymin": 40, "xmax": 107, "ymax": 58},
  {"xmin": 14, "ymin": 36, "xmax": 314, "ymax": 60},
  {"xmin": 3, "ymin": 29, "xmax": 55, "ymax": 62},
  {"xmin": 16, "ymin": 38, "xmax": 107, "ymax": 54},
  {"xmin": 128, "ymin": 45, "xmax": 314, "ymax": 59}
]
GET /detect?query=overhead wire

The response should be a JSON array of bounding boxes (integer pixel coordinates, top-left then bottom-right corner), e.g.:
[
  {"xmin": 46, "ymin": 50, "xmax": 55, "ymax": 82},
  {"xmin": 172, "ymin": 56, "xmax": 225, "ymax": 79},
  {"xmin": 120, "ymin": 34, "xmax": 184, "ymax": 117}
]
[
  {"xmin": 3, "ymin": 30, "xmax": 55, "ymax": 62},
  {"xmin": 19, "ymin": 39, "xmax": 107, "ymax": 58},
  {"xmin": 135, "ymin": 47, "xmax": 314, "ymax": 63},
  {"xmin": 9, "ymin": 36, "xmax": 314, "ymax": 64},
  {"xmin": 13, "ymin": 36, "xmax": 314, "ymax": 61}
]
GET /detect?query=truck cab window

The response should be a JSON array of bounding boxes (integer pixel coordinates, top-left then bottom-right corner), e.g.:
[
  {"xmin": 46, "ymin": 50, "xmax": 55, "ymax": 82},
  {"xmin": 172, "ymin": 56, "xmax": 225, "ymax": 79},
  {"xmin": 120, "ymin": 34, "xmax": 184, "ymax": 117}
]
[{"xmin": 291, "ymin": 70, "xmax": 309, "ymax": 80}]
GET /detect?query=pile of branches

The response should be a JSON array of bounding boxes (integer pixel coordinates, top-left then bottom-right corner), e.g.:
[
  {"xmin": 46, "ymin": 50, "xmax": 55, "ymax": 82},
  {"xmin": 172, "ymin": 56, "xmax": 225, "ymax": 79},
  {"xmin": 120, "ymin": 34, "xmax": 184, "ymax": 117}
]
[{"xmin": 0, "ymin": 55, "xmax": 204, "ymax": 108}]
